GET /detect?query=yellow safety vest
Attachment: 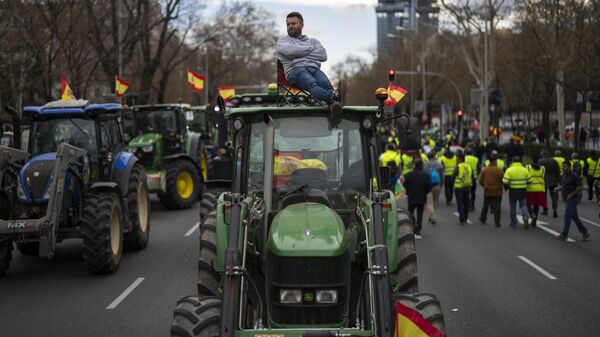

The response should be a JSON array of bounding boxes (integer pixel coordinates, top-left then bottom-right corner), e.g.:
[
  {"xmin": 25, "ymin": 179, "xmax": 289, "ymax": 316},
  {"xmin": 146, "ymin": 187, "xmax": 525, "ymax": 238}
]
[
  {"xmin": 440, "ymin": 155, "xmax": 457, "ymax": 176},
  {"xmin": 380, "ymin": 150, "xmax": 400, "ymax": 168},
  {"xmin": 420, "ymin": 152, "xmax": 428, "ymax": 162},
  {"xmin": 526, "ymin": 165, "xmax": 545, "ymax": 192},
  {"xmin": 465, "ymin": 155, "xmax": 479, "ymax": 174},
  {"xmin": 554, "ymin": 156, "xmax": 565, "ymax": 175},
  {"xmin": 454, "ymin": 163, "xmax": 473, "ymax": 188},
  {"xmin": 571, "ymin": 159, "xmax": 584, "ymax": 177},
  {"xmin": 587, "ymin": 158, "xmax": 600, "ymax": 178},
  {"xmin": 485, "ymin": 158, "xmax": 505, "ymax": 170},
  {"xmin": 401, "ymin": 154, "xmax": 414, "ymax": 174},
  {"xmin": 428, "ymin": 139, "xmax": 436, "ymax": 149},
  {"xmin": 502, "ymin": 162, "xmax": 531, "ymax": 189}
]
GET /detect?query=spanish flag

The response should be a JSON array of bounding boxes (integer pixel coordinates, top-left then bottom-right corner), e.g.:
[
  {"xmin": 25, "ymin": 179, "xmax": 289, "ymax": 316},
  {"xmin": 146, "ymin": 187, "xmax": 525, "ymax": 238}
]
[
  {"xmin": 115, "ymin": 76, "xmax": 130, "ymax": 97},
  {"xmin": 395, "ymin": 301, "xmax": 445, "ymax": 337},
  {"xmin": 384, "ymin": 83, "xmax": 408, "ymax": 107},
  {"xmin": 60, "ymin": 72, "xmax": 76, "ymax": 100},
  {"xmin": 218, "ymin": 86, "xmax": 235, "ymax": 100},
  {"xmin": 187, "ymin": 68, "xmax": 205, "ymax": 92}
]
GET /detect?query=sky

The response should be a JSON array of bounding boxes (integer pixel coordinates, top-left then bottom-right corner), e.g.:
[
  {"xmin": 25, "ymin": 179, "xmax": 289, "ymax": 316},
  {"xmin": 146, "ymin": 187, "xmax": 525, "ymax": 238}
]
[{"xmin": 205, "ymin": 0, "xmax": 378, "ymax": 74}]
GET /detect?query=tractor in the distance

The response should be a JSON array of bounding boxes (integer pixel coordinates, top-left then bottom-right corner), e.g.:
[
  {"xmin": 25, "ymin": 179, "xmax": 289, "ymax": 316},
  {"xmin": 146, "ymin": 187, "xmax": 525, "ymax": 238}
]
[{"xmin": 0, "ymin": 100, "xmax": 149, "ymax": 276}]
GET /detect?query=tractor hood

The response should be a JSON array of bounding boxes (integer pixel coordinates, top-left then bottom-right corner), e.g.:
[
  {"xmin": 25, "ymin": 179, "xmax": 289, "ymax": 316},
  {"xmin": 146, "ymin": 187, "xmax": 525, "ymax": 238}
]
[
  {"xmin": 18, "ymin": 153, "xmax": 57, "ymax": 203},
  {"xmin": 268, "ymin": 203, "xmax": 347, "ymax": 257},
  {"xmin": 129, "ymin": 133, "xmax": 162, "ymax": 148}
]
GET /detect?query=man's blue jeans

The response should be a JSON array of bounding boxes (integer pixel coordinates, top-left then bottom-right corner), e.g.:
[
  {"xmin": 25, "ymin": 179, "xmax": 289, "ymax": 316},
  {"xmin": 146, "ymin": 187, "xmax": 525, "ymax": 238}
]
[
  {"xmin": 562, "ymin": 196, "xmax": 588, "ymax": 236},
  {"xmin": 288, "ymin": 66, "xmax": 334, "ymax": 103},
  {"xmin": 508, "ymin": 192, "xmax": 529, "ymax": 225},
  {"xmin": 455, "ymin": 188, "xmax": 470, "ymax": 222}
]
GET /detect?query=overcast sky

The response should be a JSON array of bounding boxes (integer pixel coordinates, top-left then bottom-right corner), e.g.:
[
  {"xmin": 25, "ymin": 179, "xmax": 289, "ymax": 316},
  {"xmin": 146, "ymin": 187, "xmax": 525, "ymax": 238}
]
[{"xmin": 206, "ymin": 0, "xmax": 378, "ymax": 74}]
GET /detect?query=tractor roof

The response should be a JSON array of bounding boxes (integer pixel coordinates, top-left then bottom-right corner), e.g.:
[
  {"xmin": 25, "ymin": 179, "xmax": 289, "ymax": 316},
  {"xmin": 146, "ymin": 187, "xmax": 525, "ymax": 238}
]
[
  {"xmin": 23, "ymin": 100, "xmax": 122, "ymax": 116},
  {"xmin": 131, "ymin": 103, "xmax": 191, "ymax": 111},
  {"xmin": 226, "ymin": 106, "xmax": 378, "ymax": 117}
]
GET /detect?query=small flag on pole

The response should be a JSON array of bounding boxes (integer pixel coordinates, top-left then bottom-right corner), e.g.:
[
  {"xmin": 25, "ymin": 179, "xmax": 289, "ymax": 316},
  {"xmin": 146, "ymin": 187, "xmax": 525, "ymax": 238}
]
[
  {"xmin": 394, "ymin": 301, "xmax": 445, "ymax": 337},
  {"xmin": 218, "ymin": 86, "xmax": 235, "ymax": 100},
  {"xmin": 187, "ymin": 68, "xmax": 205, "ymax": 92},
  {"xmin": 115, "ymin": 76, "xmax": 130, "ymax": 97},
  {"xmin": 384, "ymin": 82, "xmax": 408, "ymax": 106},
  {"xmin": 60, "ymin": 72, "xmax": 76, "ymax": 100}
]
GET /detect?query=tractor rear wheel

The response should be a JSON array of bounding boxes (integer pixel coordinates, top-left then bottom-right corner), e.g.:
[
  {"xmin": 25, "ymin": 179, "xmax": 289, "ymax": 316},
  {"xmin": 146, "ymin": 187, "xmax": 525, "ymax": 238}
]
[
  {"xmin": 171, "ymin": 296, "xmax": 221, "ymax": 337},
  {"xmin": 82, "ymin": 193, "xmax": 123, "ymax": 274},
  {"xmin": 199, "ymin": 193, "xmax": 217, "ymax": 221},
  {"xmin": 392, "ymin": 292, "xmax": 446, "ymax": 335},
  {"xmin": 198, "ymin": 144, "xmax": 213, "ymax": 186},
  {"xmin": 392, "ymin": 209, "xmax": 418, "ymax": 293},
  {"xmin": 197, "ymin": 212, "xmax": 220, "ymax": 296},
  {"xmin": 159, "ymin": 160, "xmax": 199, "ymax": 210},
  {"xmin": 16, "ymin": 242, "xmax": 39, "ymax": 256},
  {"xmin": 124, "ymin": 164, "xmax": 150, "ymax": 250},
  {"xmin": 0, "ymin": 240, "xmax": 12, "ymax": 277}
]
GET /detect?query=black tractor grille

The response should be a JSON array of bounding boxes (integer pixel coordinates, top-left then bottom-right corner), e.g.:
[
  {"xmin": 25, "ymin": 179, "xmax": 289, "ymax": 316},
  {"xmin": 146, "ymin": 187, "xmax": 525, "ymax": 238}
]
[
  {"xmin": 23, "ymin": 160, "xmax": 54, "ymax": 199},
  {"xmin": 267, "ymin": 252, "xmax": 349, "ymax": 325},
  {"xmin": 135, "ymin": 148, "xmax": 155, "ymax": 167}
]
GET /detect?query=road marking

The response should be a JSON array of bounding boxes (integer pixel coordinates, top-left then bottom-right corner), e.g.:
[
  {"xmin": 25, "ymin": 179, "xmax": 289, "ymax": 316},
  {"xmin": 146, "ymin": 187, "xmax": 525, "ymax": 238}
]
[
  {"xmin": 518, "ymin": 256, "xmax": 557, "ymax": 280},
  {"xmin": 580, "ymin": 217, "xmax": 600, "ymax": 229},
  {"xmin": 453, "ymin": 212, "xmax": 473, "ymax": 224},
  {"xmin": 516, "ymin": 215, "xmax": 547, "ymax": 225},
  {"xmin": 536, "ymin": 223, "xmax": 576, "ymax": 242},
  {"xmin": 415, "ymin": 235, "xmax": 422, "ymax": 240},
  {"xmin": 185, "ymin": 222, "xmax": 200, "ymax": 237},
  {"xmin": 106, "ymin": 277, "xmax": 145, "ymax": 310}
]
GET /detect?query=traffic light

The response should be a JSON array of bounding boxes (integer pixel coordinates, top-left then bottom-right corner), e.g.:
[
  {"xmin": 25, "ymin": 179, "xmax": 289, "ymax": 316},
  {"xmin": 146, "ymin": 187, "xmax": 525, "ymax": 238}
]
[
  {"xmin": 388, "ymin": 68, "xmax": 395, "ymax": 82},
  {"xmin": 457, "ymin": 110, "xmax": 463, "ymax": 119}
]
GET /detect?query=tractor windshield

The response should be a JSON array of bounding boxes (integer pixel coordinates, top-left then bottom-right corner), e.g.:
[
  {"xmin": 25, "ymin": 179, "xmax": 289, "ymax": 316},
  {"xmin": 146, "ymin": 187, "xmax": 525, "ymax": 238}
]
[
  {"xmin": 30, "ymin": 117, "xmax": 97, "ymax": 156},
  {"xmin": 133, "ymin": 109, "xmax": 178, "ymax": 135},
  {"xmin": 248, "ymin": 115, "xmax": 366, "ymax": 211}
]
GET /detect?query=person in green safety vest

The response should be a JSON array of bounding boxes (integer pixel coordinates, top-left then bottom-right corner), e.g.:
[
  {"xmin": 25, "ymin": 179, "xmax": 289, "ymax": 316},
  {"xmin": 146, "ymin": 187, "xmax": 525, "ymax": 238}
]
[
  {"xmin": 584, "ymin": 152, "xmax": 600, "ymax": 201},
  {"xmin": 553, "ymin": 149, "xmax": 565, "ymax": 176},
  {"xmin": 440, "ymin": 148, "xmax": 457, "ymax": 205},
  {"xmin": 401, "ymin": 151, "xmax": 416, "ymax": 176},
  {"xmin": 526, "ymin": 155, "xmax": 547, "ymax": 227},
  {"xmin": 465, "ymin": 149, "xmax": 480, "ymax": 211},
  {"xmin": 503, "ymin": 156, "xmax": 532, "ymax": 228},
  {"xmin": 484, "ymin": 150, "xmax": 505, "ymax": 170},
  {"xmin": 380, "ymin": 143, "xmax": 401, "ymax": 185},
  {"xmin": 453, "ymin": 153, "xmax": 474, "ymax": 225}
]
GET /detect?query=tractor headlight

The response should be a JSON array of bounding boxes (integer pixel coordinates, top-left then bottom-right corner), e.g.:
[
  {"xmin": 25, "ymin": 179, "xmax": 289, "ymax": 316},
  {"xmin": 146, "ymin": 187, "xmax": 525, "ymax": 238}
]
[
  {"xmin": 279, "ymin": 289, "xmax": 302, "ymax": 304},
  {"xmin": 233, "ymin": 118, "xmax": 244, "ymax": 131},
  {"xmin": 141, "ymin": 146, "xmax": 153, "ymax": 153},
  {"xmin": 316, "ymin": 290, "xmax": 338, "ymax": 304},
  {"xmin": 361, "ymin": 117, "xmax": 374, "ymax": 130}
]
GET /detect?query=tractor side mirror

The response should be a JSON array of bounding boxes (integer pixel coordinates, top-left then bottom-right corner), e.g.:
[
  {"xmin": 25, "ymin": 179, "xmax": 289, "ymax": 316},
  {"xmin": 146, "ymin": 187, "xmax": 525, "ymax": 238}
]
[
  {"xmin": 396, "ymin": 115, "xmax": 421, "ymax": 151},
  {"xmin": 378, "ymin": 166, "xmax": 392, "ymax": 190}
]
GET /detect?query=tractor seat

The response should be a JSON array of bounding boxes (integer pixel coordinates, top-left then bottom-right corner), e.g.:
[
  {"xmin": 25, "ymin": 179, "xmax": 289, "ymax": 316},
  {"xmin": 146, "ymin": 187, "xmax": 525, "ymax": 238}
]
[
  {"xmin": 288, "ymin": 168, "xmax": 328, "ymax": 188},
  {"xmin": 280, "ymin": 189, "xmax": 331, "ymax": 209}
]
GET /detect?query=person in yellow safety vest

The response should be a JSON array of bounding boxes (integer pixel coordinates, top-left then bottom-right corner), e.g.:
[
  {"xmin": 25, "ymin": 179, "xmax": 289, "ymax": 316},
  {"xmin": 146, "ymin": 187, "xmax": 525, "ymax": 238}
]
[
  {"xmin": 570, "ymin": 152, "xmax": 584, "ymax": 178},
  {"xmin": 420, "ymin": 150, "xmax": 429, "ymax": 163},
  {"xmin": 453, "ymin": 153, "xmax": 474, "ymax": 225},
  {"xmin": 401, "ymin": 151, "xmax": 415, "ymax": 176},
  {"xmin": 584, "ymin": 152, "xmax": 600, "ymax": 201},
  {"xmin": 440, "ymin": 149, "xmax": 457, "ymax": 205},
  {"xmin": 484, "ymin": 150, "xmax": 505, "ymax": 170},
  {"xmin": 465, "ymin": 149, "xmax": 480, "ymax": 211},
  {"xmin": 388, "ymin": 130, "xmax": 400, "ymax": 147},
  {"xmin": 554, "ymin": 149, "xmax": 565, "ymax": 175},
  {"xmin": 526, "ymin": 155, "xmax": 547, "ymax": 227},
  {"xmin": 380, "ymin": 143, "xmax": 401, "ymax": 186},
  {"xmin": 502, "ymin": 156, "xmax": 532, "ymax": 228}
]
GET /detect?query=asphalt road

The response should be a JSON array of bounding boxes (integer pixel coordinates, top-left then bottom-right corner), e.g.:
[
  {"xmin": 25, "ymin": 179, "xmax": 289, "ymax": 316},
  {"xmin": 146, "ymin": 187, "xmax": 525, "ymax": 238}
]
[{"xmin": 1, "ymin": 187, "xmax": 600, "ymax": 337}]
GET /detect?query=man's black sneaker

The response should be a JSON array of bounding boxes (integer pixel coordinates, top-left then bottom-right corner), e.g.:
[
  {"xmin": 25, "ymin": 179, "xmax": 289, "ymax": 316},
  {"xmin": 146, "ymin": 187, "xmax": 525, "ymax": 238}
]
[
  {"xmin": 583, "ymin": 232, "xmax": 591, "ymax": 241},
  {"xmin": 495, "ymin": 223, "xmax": 501, "ymax": 227},
  {"xmin": 531, "ymin": 218, "xmax": 537, "ymax": 227},
  {"xmin": 541, "ymin": 209, "xmax": 548, "ymax": 215},
  {"xmin": 479, "ymin": 218, "xmax": 486, "ymax": 224},
  {"xmin": 556, "ymin": 234, "xmax": 568, "ymax": 240},
  {"xmin": 553, "ymin": 210, "xmax": 558, "ymax": 218}
]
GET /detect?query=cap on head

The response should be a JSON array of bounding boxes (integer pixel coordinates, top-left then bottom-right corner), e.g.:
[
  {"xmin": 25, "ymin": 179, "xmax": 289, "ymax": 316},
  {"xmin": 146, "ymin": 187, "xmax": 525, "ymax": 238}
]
[
  {"xmin": 540, "ymin": 149, "xmax": 549, "ymax": 157},
  {"xmin": 554, "ymin": 149, "xmax": 561, "ymax": 156},
  {"xmin": 571, "ymin": 152, "xmax": 579, "ymax": 159},
  {"xmin": 512, "ymin": 156, "xmax": 521, "ymax": 163}
]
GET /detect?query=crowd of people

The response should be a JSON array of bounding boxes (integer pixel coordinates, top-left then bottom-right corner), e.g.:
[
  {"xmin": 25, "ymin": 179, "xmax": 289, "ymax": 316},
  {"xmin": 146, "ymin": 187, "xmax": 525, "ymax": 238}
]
[{"xmin": 379, "ymin": 128, "xmax": 594, "ymax": 241}]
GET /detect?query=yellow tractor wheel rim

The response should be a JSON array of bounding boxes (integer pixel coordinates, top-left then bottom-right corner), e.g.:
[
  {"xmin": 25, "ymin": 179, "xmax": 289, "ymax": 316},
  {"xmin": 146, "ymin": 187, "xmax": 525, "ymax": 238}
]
[
  {"xmin": 176, "ymin": 171, "xmax": 194, "ymax": 199},
  {"xmin": 110, "ymin": 204, "xmax": 121, "ymax": 256},
  {"xmin": 201, "ymin": 156, "xmax": 207, "ymax": 182}
]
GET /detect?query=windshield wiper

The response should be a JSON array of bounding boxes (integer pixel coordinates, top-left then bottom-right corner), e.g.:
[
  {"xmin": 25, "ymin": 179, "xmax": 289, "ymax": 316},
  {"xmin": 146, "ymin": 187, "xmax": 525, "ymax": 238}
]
[{"xmin": 67, "ymin": 118, "xmax": 89, "ymax": 140}]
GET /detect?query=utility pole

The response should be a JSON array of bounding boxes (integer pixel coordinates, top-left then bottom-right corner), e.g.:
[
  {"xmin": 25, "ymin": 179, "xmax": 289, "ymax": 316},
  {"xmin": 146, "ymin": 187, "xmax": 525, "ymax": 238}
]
[
  {"xmin": 117, "ymin": 1, "xmax": 122, "ymax": 78},
  {"xmin": 205, "ymin": 46, "xmax": 209, "ymax": 105},
  {"xmin": 410, "ymin": 0, "xmax": 416, "ymax": 116},
  {"xmin": 481, "ymin": 10, "xmax": 490, "ymax": 144}
]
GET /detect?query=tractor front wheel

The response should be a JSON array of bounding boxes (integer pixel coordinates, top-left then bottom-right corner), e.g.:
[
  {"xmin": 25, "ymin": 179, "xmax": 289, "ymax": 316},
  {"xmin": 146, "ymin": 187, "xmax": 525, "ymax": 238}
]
[
  {"xmin": 171, "ymin": 296, "xmax": 221, "ymax": 337},
  {"xmin": 124, "ymin": 164, "xmax": 150, "ymax": 250},
  {"xmin": 0, "ymin": 240, "xmax": 12, "ymax": 277},
  {"xmin": 197, "ymin": 212, "xmax": 220, "ymax": 296},
  {"xmin": 159, "ymin": 160, "xmax": 200, "ymax": 210},
  {"xmin": 392, "ymin": 209, "xmax": 418, "ymax": 293},
  {"xmin": 392, "ymin": 292, "xmax": 446, "ymax": 335}
]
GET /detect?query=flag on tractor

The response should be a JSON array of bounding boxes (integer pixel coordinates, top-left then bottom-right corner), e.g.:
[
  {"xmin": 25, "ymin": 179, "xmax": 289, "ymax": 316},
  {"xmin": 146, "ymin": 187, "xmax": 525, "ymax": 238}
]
[
  {"xmin": 60, "ymin": 72, "xmax": 76, "ymax": 100},
  {"xmin": 115, "ymin": 76, "xmax": 130, "ymax": 97},
  {"xmin": 384, "ymin": 83, "xmax": 408, "ymax": 107},
  {"xmin": 394, "ymin": 301, "xmax": 445, "ymax": 337},
  {"xmin": 187, "ymin": 68, "xmax": 205, "ymax": 92},
  {"xmin": 218, "ymin": 86, "xmax": 235, "ymax": 100}
]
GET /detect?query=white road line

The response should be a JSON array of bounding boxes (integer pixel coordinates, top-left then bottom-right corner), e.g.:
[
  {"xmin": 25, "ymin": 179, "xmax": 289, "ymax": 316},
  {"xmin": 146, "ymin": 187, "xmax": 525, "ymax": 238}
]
[
  {"xmin": 106, "ymin": 277, "xmax": 145, "ymax": 310},
  {"xmin": 580, "ymin": 217, "xmax": 600, "ymax": 229},
  {"xmin": 185, "ymin": 222, "xmax": 200, "ymax": 237},
  {"xmin": 415, "ymin": 235, "xmax": 423, "ymax": 240},
  {"xmin": 536, "ymin": 223, "xmax": 576, "ymax": 242},
  {"xmin": 516, "ymin": 215, "xmax": 547, "ymax": 225},
  {"xmin": 453, "ymin": 212, "xmax": 473, "ymax": 224},
  {"xmin": 518, "ymin": 256, "xmax": 557, "ymax": 280}
]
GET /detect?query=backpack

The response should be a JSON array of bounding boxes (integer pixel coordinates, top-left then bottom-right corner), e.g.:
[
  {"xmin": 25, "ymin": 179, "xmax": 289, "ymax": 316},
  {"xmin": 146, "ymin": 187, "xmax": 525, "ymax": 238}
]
[{"xmin": 429, "ymin": 166, "xmax": 440, "ymax": 185}]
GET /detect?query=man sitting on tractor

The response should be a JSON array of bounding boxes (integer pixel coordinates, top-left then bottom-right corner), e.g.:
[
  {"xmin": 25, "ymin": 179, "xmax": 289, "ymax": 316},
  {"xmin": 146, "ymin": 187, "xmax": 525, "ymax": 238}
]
[{"xmin": 276, "ymin": 11, "xmax": 343, "ymax": 112}]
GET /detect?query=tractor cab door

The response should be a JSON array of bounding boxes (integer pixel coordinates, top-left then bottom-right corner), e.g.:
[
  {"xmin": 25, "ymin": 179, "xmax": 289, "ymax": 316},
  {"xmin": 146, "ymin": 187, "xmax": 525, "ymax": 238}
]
[
  {"xmin": 163, "ymin": 108, "xmax": 186, "ymax": 155},
  {"xmin": 98, "ymin": 117, "xmax": 123, "ymax": 180}
]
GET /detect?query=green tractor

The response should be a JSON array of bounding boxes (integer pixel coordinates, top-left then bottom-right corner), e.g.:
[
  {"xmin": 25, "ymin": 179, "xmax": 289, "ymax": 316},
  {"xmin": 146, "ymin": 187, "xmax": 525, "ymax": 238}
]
[
  {"xmin": 171, "ymin": 90, "xmax": 446, "ymax": 336},
  {"xmin": 128, "ymin": 104, "xmax": 207, "ymax": 209}
]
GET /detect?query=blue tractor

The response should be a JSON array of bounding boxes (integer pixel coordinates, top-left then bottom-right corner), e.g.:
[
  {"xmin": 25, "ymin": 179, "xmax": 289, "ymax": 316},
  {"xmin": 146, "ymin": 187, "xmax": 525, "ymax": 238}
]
[{"xmin": 0, "ymin": 100, "xmax": 150, "ymax": 276}]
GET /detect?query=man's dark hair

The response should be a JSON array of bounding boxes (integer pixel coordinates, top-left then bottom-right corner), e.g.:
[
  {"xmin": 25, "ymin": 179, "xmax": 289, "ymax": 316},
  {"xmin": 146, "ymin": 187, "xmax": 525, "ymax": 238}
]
[
  {"xmin": 414, "ymin": 158, "xmax": 423, "ymax": 169},
  {"xmin": 286, "ymin": 12, "xmax": 303, "ymax": 22}
]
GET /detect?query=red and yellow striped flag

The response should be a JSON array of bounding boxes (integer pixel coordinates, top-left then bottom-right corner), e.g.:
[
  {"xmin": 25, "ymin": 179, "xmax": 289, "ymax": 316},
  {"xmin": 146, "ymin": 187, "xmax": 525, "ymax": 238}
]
[
  {"xmin": 384, "ymin": 82, "xmax": 408, "ymax": 107},
  {"xmin": 115, "ymin": 75, "xmax": 130, "ymax": 97},
  {"xmin": 395, "ymin": 301, "xmax": 445, "ymax": 337},
  {"xmin": 60, "ymin": 72, "xmax": 76, "ymax": 100},
  {"xmin": 218, "ymin": 86, "xmax": 235, "ymax": 100},
  {"xmin": 187, "ymin": 68, "xmax": 205, "ymax": 92}
]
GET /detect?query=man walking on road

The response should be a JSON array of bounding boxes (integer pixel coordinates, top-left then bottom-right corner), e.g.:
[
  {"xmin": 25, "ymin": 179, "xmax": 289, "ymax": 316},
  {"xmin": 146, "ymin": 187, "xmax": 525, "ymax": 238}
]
[
  {"xmin": 503, "ymin": 156, "xmax": 531, "ymax": 228},
  {"xmin": 556, "ymin": 161, "xmax": 590, "ymax": 241},
  {"xmin": 540, "ymin": 150, "xmax": 560, "ymax": 218},
  {"xmin": 526, "ymin": 155, "xmax": 547, "ymax": 227},
  {"xmin": 441, "ymin": 148, "xmax": 457, "ymax": 205},
  {"xmin": 425, "ymin": 151, "xmax": 444, "ymax": 224},
  {"xmin": 453, "ymin": 153, "xmax": 474, "ymax": 225},
  {"xmin": 479, "ymin": 155, "xmax": 504, "ymax": 227},
  {"xmin": 403, "ymin": 159, "xmax": 432, "ymax": 235},
  {"xmin": 465, "ymin": 149, "xmax": 480, "ymax": 211},
  {"xmin": 584, "ymin": 152, "xmax": 600, "ymax": 201}
]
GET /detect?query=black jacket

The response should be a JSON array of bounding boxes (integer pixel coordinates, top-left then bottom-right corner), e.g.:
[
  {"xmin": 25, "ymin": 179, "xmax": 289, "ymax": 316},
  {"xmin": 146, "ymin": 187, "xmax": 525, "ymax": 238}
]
[
  {"xmin": 540, "ymin": 157, "xmax": 560, "ymax": 187},
  {"xmin": 403, "ymin": 168, "xmax": 433, "ymax": 205}
]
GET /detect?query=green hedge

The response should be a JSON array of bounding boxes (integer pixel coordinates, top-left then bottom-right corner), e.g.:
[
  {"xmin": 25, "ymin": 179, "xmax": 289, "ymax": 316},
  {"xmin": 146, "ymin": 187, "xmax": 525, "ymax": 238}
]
[{"xmin": 523, "ymin": 144, "xmax": 600, "ymax": 160}]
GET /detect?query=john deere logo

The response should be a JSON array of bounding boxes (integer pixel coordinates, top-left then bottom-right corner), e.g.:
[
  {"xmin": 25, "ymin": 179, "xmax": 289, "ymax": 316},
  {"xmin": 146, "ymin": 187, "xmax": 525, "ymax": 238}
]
[{"xmin": 303, "ymin": 292, "xmax": 314, "ymax": 302}]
